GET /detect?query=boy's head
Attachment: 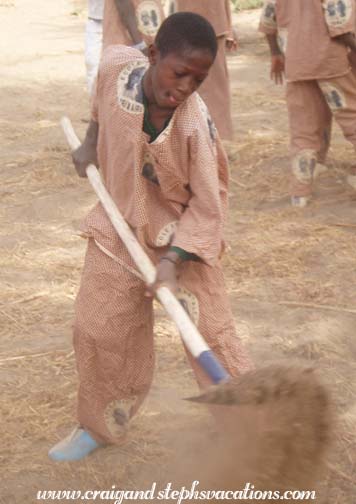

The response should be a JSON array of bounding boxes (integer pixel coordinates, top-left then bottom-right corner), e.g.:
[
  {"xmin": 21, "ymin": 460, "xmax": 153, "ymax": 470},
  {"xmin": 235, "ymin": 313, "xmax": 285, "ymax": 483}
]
[
  {"xmin": 155, "ymin": 12, "xmax": 218, "ymax": 60},
  {"xmin": 145, "ymin": 12, "xmax": 217, "ymax": 109}
]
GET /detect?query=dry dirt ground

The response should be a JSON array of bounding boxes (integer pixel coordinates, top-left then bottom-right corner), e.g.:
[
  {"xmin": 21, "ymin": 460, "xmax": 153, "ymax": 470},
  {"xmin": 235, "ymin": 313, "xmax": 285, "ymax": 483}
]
[{"xmin": 1, "ymin": 1, "xmax": 356, "ymax": 503}]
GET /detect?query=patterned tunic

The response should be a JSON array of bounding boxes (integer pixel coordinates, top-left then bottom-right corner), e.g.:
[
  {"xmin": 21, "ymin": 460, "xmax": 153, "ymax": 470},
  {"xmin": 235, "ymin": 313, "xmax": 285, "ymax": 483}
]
[{"xmin": 87, "ymin": 45, "xmax": 229, "ymax": 266}]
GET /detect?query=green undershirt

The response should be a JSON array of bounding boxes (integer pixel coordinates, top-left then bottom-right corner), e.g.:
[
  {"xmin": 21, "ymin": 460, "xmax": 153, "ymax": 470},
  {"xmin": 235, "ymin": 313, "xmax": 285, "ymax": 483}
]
[{"xmin": 142, "ymin": 93, "xmax": 171, "ymax": 142}]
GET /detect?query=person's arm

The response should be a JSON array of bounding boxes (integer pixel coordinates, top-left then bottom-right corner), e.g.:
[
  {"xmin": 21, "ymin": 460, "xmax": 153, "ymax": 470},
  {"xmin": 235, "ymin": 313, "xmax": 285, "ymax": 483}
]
[
  {"xmin": 335, "ymin": 32, "xmax": 356, "ymax": 68},
  {"xmin": 148, "ymin": 119, "xmax": 227, "ymax": 295},
  {"xmin": 113, "ymin": 0, "xmax": 143, "ymax": 45},
  {"xmin": 149, "ymin": 245, "xmax": 199, "ymax": 296},
  {"xmin": 169, "ymin": 128, "xmax": 228, "ymax": 267},
  {"xmin": 148, "ymin": 248, "xmax": 185, "ymax": 296},
  {"xmin": 226, "ymin": 27, "xmax": 239, "ymax": 52},
  {"xmin": 336, "ymin": 32, "xmax": 356, "ymax": 52},
  {"xmin": 225, "ymin": 0, "xmax": 238, "ymax": 52},
  {"xmin": 72, "ymin": 120, "xmax": 99, "ymax": 178},
  {"xmin": 266, "ymin": 33, "xmax": 285, "ymax": 84},
  {"xmin": 258, "ymin": 1, "xmax": 285, "ymax": 84}
]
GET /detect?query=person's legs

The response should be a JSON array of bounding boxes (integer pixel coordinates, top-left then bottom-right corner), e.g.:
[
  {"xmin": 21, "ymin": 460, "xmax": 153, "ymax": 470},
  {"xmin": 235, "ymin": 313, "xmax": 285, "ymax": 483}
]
[
  {"xmin": 49, "ymin": 239, "xmax": 154, "ymax": 460},
  {"xmin": 84, "ymin": 19, "xmax": 103, "ymax": 94},
  {"xmin": 287, "ymin": 80, "xmax": 332, "ymax": 206},
  {"xmin": 318, "ymin": 71, "xmax": 356, "ymax": 188}
]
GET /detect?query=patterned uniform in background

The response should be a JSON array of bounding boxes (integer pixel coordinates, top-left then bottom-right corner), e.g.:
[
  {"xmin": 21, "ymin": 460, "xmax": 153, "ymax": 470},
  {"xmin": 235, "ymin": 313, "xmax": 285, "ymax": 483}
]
[
  {"xmin": 259, "ymin": 0, "xmax": 356, "ymax": 198},
  {"xmin": 103, "ymin": 0, "xmax": 165, "ymax": 49},
  {"xmin": 74, "ymin": 46, "xmax": 251, "ymax": 444},
  {"xmin": 173, "ymin": 0, "xmax": 234, "ymax": 140}
]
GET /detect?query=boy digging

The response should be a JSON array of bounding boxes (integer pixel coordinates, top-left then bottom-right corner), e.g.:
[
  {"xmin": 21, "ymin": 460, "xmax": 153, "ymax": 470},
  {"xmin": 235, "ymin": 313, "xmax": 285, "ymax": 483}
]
[{"xmin": 49, "ymin": 12, "xmax": 251, "ymax": 462}]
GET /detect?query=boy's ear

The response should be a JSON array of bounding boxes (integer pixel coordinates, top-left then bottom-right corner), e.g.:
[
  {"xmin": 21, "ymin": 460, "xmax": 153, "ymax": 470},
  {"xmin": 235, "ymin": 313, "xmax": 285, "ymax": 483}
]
[{"xmin": 148, "ymin": 43, "xmax": 159, "ymax": 65}]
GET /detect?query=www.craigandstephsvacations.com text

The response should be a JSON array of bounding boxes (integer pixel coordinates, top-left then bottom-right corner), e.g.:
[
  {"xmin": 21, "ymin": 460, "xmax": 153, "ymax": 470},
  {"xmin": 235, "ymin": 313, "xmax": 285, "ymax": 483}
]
[{"xmin": 37, "ymin": 481, "xmax": 316, "ymax": 502}]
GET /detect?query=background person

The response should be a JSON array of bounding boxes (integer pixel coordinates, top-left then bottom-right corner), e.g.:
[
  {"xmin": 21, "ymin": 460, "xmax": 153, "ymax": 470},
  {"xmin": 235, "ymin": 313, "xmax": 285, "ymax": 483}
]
[
  {"xmin": 260, "ymin": 0, "xmax": 356, "ymax": 207},
  {"xmin": 173, "ymin": 0, "xmax": 237, "ymax": 140}
]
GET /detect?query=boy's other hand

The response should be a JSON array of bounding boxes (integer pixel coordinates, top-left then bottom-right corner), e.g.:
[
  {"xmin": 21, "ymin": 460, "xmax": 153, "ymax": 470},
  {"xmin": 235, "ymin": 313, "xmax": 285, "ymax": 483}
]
[
  {"xmin": 271, "ymin": 54, "xmax": 285, "ymax": 85},
  {"xmin": 226, "ymin": 28, "xmax": 239, "ymax": 52},
  {"xmin": 146, "ymin": 259, "xmax": 179, "ymax": 297},
  {"xmin": 348, "ymin": 51, "xmax": 356, "ymax": 70},
  {"xmin": 72, "ymin": 142, "xmax": 98, "ymax": 178}
]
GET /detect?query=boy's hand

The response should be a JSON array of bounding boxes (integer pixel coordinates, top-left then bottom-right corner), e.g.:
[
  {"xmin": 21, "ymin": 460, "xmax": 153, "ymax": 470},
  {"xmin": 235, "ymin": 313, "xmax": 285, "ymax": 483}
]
[
  {"xmin": 270, "ymin": 54, "xmax": 285, "ymax": 85},
  {"xmin": 146, "ymin": 257, "xmax": 179, "ymax": 296},
  {"xmin": 348, "ymin": 50, "xmax": 356, "ymax": 70},
  {"xmin": 226, "ymin": 28, "xmax": 239, "ymax": 52},
  {"xmin": 72, "ymin": 142, "xmax": 98, "ymax": 178}
]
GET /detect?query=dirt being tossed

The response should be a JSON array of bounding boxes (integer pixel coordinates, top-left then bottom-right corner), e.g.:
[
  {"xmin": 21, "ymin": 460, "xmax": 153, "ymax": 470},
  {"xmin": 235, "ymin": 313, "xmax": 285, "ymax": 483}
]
[{"xmin": 181, "ymin": 365, "xmax": 334, "ymax": 501}]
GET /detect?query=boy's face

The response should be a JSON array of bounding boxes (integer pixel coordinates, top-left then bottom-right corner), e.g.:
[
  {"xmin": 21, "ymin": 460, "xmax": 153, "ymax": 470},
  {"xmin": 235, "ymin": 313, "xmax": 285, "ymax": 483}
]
[{"xmin": 147, "ymin": 45, "xmax": 215, "ymax": 109}]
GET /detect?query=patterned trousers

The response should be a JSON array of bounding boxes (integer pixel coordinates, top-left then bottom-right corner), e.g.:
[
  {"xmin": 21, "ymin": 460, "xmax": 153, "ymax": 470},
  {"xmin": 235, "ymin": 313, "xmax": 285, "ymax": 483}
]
[
  {"xmin": 73, "ymin": 239, "xmax": 251, "ymax": 444},
  {"xmin": 286, "ymin": 69, "xmax": 356, "ymax": 197}
]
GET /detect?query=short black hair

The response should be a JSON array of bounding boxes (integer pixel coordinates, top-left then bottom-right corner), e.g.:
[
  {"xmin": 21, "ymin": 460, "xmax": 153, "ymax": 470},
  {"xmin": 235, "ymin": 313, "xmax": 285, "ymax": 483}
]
[{"xmin": 155, "ymin": 12, "xmax": 218, "ymax": 59}]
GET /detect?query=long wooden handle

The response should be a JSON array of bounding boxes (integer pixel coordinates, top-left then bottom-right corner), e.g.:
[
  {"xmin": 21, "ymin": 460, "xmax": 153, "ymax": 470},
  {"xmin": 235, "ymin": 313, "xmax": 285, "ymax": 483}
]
[{"xmin": 61, "ymin": 116, "xmax": 230, "ymax": 384}]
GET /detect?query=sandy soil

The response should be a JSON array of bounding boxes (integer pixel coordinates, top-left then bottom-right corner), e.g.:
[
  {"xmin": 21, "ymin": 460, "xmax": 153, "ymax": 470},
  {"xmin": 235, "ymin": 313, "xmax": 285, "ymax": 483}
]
[{"xmin": 1, "ymin": 1, "xmax": 355, "ymax": 502}]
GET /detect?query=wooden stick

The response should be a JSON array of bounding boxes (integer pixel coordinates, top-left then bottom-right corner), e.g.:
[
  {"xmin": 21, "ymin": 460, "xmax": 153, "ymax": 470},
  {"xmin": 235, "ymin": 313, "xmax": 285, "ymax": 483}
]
[
  {"xmin": 278, "ymin": 301, "xmax": 356, "ymax": 315},
  {"xmin": 0, "ymin": 351, "xmax": 56, "ymax": 363},
  {"xmin": 0, "ymin": 291, "xmax": 48, "ymax": 307},
  {"xmin": 326, "ymin": 222, "xmax": 356, "ymax": 229},
  {"xmin": 230, "ymin": 176, "xmax": 248, "ymax": 188}
]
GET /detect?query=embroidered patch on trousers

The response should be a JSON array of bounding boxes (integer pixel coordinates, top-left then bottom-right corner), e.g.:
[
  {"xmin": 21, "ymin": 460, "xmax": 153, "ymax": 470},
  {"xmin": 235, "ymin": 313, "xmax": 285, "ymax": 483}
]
[
  {"xmin": 176, "ymin": 287, "xmax": 200, "ymax": 326},
  {"xmin": 104, "ymin": 397, "xmax": 137, "ymax": 439},
  {"xmin": 292, "ymin": 150, "xmax": 317, "ymax": 184},
  {"xmin": 319, "ymin": 82, "xmax": 347, "ymax": 111}
]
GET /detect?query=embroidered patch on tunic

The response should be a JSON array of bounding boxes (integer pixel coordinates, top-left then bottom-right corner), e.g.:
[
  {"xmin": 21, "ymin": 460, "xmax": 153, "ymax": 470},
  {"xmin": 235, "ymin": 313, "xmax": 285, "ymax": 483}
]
[
  {"xmin": 323, "ymin": 0, "xmax": 352, "ymax": 27},
  {"xmin": 176, "ymin": 287, "xmax": 200, "ymax": 326},
  {"xmin": 117, "ymin": 61, "xmax": 147, "ymax": 114},
  {"xmin": 104, "ymin": 397, "xmax": 137, "ymax": 439},
  {"xmin": 155, "ymin": 221, "xmax": 178, "ymax": 247},
  {"xmin": 319, "ymin": 82, "xmax": 347, "ymax": 110},
  {"xmin": 197, "ymin": 95, "xmax": 217, "ymax": 144},
  {"xmin": 261, "ymin": 1, "xmax": 277, "ymax": 28},
  {"xmin": 292, "ymin": 150, "xmax": 317, "ymax": 184},
  {"xmin": 136, "ymin": 1, "xmax": 162, "ymax": 36}
]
